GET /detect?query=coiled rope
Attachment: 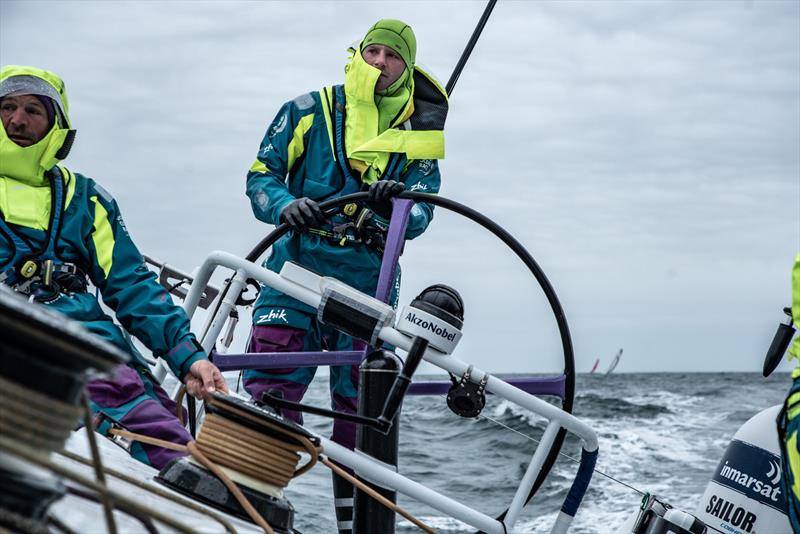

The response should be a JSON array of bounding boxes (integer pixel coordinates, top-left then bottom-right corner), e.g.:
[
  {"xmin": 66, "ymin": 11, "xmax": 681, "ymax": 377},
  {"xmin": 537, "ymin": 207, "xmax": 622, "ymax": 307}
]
[
  {"xmin": 110, "ymin": 410, "xmax": 436, "ymax": 533},
  {"xmin": 0, "ymin": 436, "xmax": 197, "ymax": 534},
  {"xmin": 0, "ymin": 375, "xmax": 81, "ymax": 451},
  {"xmin": 197, "ymin": 413, "xmax": 316, "ymax": 486},
  {"xmin": 0, "ymin": 374, "xmax": 121, "ymax": 534},
  {"xmin": 1, "ymin": 368, "xmax": 434, "ymax": 533},
  {"xmin": 0, "ymin": 372, "xmax": 205, "ymax": 534}
]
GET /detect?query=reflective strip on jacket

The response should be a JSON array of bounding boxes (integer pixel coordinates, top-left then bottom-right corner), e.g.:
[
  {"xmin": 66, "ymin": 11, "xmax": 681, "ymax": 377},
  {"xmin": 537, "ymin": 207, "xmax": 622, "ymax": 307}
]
[{"xmin": 780, "ymin": 254, "xmax": 800, "ymax": 532}]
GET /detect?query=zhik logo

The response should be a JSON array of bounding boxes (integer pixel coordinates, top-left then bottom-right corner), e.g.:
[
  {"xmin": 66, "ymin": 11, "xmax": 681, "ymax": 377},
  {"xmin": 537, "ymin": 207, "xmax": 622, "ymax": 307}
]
[
  {"xmin": 260, "ymin": 143, "xmax": 274, "ymax": 157},
  {"xmin": 257, "ymin": 309, "xmax": 288, "ymax": 324},
  {"xmin": 117, "ymin": 215, "xmax": 129, "ymax": 236}
]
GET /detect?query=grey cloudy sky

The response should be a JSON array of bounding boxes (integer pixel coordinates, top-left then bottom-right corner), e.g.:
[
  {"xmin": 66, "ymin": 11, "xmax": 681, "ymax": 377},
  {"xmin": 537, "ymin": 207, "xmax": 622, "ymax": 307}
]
[{"xmin": 2, "ymin": 0, "xmax": 798, "ymax": 374}]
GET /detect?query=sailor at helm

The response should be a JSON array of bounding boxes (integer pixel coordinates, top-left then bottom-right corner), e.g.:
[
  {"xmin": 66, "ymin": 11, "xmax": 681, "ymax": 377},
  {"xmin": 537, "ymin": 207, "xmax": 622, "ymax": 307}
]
[
  {"xmin": 244, "ymin": 18, "xmax": 447, "ymax": 527},
  {"xmin": 0, "ymin": 65, "xmax": 229, "ymax": 469}
]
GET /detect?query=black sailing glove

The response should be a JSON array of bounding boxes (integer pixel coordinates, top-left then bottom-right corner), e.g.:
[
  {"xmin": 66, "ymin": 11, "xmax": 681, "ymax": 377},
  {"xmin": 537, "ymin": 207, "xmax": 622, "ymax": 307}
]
[
  {"xmin": 367, "ymin": 180, "xmax": 406, "ymax": 219},
  {"xmin": 279, "ymin": 197, "xmax": 327, "ymax": 232}
]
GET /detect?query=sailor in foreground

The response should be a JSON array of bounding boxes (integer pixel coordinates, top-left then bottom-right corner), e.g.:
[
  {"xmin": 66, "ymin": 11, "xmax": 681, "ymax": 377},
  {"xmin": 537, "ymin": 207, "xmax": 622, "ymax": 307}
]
[
  {"xmin": 244, "ymin": 19, "xmax": 446, "ymax": 448},
  {"xmin": 779, "ymin": 254, "xmax": 800, "ymax": 533},
  {"xmin": 0, "ymin": 65, "xmax": 229, "ymax": 469}
]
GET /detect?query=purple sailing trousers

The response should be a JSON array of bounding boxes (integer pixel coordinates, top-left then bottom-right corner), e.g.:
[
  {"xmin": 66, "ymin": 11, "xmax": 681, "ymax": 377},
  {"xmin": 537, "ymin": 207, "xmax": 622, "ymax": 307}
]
[{"xmin": 86, "ymin": 364, "xmax": 191, "ymax": 470}]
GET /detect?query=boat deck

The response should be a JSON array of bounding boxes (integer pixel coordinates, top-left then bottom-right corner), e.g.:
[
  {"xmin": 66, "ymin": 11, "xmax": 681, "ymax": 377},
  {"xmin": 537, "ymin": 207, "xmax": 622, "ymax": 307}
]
[{"xmin": 52, "ymin": 429, "xmax": 264, "ymax": 534}]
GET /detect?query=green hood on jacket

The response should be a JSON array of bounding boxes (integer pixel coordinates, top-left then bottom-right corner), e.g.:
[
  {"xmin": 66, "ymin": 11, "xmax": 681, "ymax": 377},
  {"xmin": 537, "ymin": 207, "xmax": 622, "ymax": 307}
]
[{"xmin": 344, "ymin": 19, "xmax": 446, "ymax": 185}]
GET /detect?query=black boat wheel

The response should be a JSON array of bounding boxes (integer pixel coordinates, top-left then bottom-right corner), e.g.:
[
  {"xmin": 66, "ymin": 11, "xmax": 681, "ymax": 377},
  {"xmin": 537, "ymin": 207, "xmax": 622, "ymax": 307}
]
[{"xmin": 242, "ymin": 190, "xmax": 576, "ymax": 517}]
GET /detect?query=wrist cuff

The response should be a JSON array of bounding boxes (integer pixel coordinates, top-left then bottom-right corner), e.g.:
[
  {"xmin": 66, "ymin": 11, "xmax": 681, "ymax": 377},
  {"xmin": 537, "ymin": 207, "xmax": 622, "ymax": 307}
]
[{"xmin": 165, "ymin": 337, "xmax": 206, "ymax": 378}]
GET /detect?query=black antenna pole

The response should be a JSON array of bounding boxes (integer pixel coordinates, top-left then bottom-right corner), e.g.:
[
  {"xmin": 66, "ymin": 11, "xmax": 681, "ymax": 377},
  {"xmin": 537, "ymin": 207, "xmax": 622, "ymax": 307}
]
[{"xmin": 445, "ymin": 0, "xmax": 498, "ymax": 96}]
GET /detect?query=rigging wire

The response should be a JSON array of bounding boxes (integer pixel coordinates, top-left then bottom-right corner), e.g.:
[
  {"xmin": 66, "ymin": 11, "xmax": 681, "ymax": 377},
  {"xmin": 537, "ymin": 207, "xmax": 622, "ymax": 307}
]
[
  {"xmin": 445, "ymin": 0, "xmax": 498, "ymax": 96},
  {"xmin": 476, "ymin": 407, "xmax": 646, "ymax": 497},
  {"xmin": 413, "ymin": 387, "xmax": 646, "ymax": 499}
]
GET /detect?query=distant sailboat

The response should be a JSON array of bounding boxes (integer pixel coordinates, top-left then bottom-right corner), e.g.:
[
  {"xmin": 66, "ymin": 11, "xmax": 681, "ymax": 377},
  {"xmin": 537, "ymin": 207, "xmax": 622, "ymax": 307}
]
[
  {"xmin": 605, "ymin": 348, "xmax": 623, "ymax": 374},
  {"xmin": 589, "ymin": 358, "xmax": 600, "ymax": 373}
]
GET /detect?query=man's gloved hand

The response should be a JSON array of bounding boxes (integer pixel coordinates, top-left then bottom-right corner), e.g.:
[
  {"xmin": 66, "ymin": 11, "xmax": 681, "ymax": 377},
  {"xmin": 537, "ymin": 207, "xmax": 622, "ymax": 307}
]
[
  {"xmin": 367, "ymin": 180, "xmax": 405, "ymax": 218},
  {"xmin": 280, "ymin": 197, "xmax": 327, "ymax": 232},
  {"xmin": 185, "ymin": 359, "xmax": 230, "ymax": 401}
]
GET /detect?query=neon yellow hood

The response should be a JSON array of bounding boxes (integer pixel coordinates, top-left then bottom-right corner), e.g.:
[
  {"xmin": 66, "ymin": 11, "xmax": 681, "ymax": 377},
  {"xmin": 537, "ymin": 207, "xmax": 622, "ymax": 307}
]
[
  {"xmin": 0, "ymin": 65, "xmax": 75, "ymax": 186},
  {"xmin": 343, "ymin": 44, "xmax": 446, "ymax": 185}
]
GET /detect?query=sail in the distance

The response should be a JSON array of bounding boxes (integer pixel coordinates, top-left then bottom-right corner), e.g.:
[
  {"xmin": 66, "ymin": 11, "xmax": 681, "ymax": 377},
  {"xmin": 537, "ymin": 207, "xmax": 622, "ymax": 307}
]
[{"xmin": 605, "ymin": 349, "xmax": 623, "ymax": 374}]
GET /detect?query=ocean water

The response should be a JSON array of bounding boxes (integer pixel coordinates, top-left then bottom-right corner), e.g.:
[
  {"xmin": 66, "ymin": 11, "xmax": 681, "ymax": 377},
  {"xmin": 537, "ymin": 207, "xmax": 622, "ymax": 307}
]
[{"xmin": 266, "ymin": 372, "xmax": 791, "ymax": 534}]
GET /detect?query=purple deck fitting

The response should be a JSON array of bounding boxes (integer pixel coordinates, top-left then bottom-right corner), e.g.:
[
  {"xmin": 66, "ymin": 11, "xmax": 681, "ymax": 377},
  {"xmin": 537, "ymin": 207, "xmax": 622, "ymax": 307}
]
[
  {"xmin": 212, "ymin": 351, "xmax": 363, "ymax": 372},
  {"xmin": 374, "ymin": 198, "xmax": 414, "ymax": 303},
  {"xmin": 214, "ymin": 348, "xmax": 566, "ymax": 399},
  {"xmin": 213, "ymin": 200, "xmax": 415, "ymax": 373},
  {"xmin": 407, "ymin": 374, "xmax": 567, "ymax": 400}
]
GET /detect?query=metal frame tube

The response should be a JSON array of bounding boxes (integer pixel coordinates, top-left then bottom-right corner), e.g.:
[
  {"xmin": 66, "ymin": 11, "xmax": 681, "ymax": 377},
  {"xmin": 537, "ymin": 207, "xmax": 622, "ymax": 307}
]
[
  {"xmin": 184, "ymin": 252, "xmax": 597, "ymax": 447},
  {"xmin": 197, "ymin": 269, "xmax": 248, "ymax": 354},
  {"xmin": 505, "ymin": 421, "xmax": 560, "ymax": 527},
  {"xmin": 182, "ymin": 251, "xmax": 321, "ymax": 320},
  {"xmin": 322, "ymin": 438, "xmax": 505, "ymax": 534},
  {"xmin": 407, "ymin": 374, "xmax": 565, "ymax": 398},
  {"xmin": 182, "ymin": 251, "xmax": 598, "ymax": 532}
]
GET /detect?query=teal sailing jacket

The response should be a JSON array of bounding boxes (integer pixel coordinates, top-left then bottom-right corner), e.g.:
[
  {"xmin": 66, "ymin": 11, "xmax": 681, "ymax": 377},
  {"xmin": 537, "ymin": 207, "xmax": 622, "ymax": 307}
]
[
  {"xmin": 246, "ymin": 83, "xmax": 443, "ymax": 324},
  {"xmin": 0, "ymin": 167, "xmax": 206, "ymax": 379}
]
